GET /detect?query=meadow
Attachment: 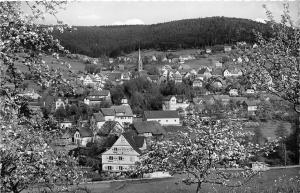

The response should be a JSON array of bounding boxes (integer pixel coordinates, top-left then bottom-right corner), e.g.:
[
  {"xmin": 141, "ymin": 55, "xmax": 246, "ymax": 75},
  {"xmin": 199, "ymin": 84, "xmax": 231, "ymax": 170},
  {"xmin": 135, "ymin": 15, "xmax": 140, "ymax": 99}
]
[{"xmin": 72, "ymin": 167, "xmax": 300, "ymax": 193}]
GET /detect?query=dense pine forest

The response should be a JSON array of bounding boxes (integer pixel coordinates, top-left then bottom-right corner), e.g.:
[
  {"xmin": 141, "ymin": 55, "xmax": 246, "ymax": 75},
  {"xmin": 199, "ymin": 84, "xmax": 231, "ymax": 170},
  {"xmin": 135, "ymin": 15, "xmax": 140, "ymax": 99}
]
[{"xmin": 54, "ymin": 17, "xmax": 272, "ymax": 57}]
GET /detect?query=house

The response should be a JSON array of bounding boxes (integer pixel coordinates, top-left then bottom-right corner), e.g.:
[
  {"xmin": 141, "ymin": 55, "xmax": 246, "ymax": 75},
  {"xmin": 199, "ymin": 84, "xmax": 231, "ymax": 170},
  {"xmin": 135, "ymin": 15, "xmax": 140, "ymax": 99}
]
[
  {"xmin": 73, "ymin": 127, "xmax": 93, "ymax": 147},
  {"xmin": 98, "ymin": 121, "xmax": 124, "ymax": 137},
  {"xmin": 243, "ymin": 100, "xmax": 260, "ymax": 115},
  {"xmin": 120, "ymin": 71, "xmax": 131, "ymax": 81},
  {"xmin": 55, "ymin": 98, "xmax": 65, "ymax": 110},
  {"xmin": 84, "ymin": 90, "xmax": 111, "ymax": 105},
  {"xmin": 224, "ymin": 45, "xmax": 232, "ymax": 52},
  {"xmin": 55, "ymin": 128, "xmax": 75, "ymax": 146},
  {"xmin": 162, "ymin": 95, "xmax": 190, "ymax": 111},
  {"xmin": 109, "ymin": 58, "xmax": 114, "ymax": 64},
  {"xmin": 245, "ymin": 88, "xmax": 256, "ymax": 95},
  {"xmin": 144, "ymin": 110, "xmax": 180, "ymax": 126},
  {"xmin": 100, "ymin": 100, "xmax": 134, "ymax": 126},
  {"xmin": 91, "ymin": 112, "xmax": 106, "ymax": 130},
  {"xmin": 174, "ymin": 71, "xmax": 183, "ymax": 84},
  {"xmin": 206, "ymin": 48, "xmax": 212, "ymax": 54},
  {"xmin": 190, "ymin": 69, "xmax": 197, "ymax": 76},
  {"xmin": 193, "ymin": 95, "xmax": 215, "ymax": 105},
  {"xmin": 131, "ymin": 121, "xmax": 166, "ymax": 139},
  {"xmin": 223, "ymin": 68, "xmax": 243, "ymax": 77},
  {"xmin": 210, "ymin": 78, "xmax": 225, "ymax": 89},
  {"xmin": 101, "ymin": 132, "xmax": 146, "ymax": 172},
  {"xmin": 83, "ymin": 75, "xmax": 94, "ymax": 86},
  {"xmin": 211, "ymin": 68, "xmax": 223, "ymax": 77},
  {"xmin": 214, "ymin": 61, "xmax": 222, "ymax": 68},
  {"xmin": 59, "ymin": 119, "xmax": 73, "ymax": 129},
  {"xmin": 18, "ymin": 89, "xmax": 41, "ymax": 100},
  {"xmin": 198, "ymin": 68, "xmax": 212, "ymax": 79},
  {"xmin": 229, "ymin": 88, "xmax": 239, "ymax": 96},
  {"xmin": 192, "ymin": 78, "xmax": 203, "ymax": 88}
]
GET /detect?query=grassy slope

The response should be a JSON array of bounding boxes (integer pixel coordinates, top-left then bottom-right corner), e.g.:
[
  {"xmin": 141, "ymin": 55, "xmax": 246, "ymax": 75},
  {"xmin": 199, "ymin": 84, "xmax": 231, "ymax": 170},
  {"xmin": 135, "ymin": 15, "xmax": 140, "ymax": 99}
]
[{"xmin": 81, "ymin": 168, "xmax": 299, "ymax": 193}]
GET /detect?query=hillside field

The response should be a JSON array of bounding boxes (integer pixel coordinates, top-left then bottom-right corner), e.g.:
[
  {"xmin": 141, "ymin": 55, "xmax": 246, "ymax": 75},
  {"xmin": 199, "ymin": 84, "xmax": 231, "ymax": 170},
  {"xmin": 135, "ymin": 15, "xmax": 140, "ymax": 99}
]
[{"xmin": 72, "ymin": 167, "xmax": 300, "ymax": 193}]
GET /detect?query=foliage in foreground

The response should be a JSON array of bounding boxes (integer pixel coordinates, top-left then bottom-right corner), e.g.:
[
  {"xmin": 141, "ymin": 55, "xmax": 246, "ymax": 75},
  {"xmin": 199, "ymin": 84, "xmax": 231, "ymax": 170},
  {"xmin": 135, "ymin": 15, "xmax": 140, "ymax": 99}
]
[
  {"xmin": 0, "ymin": 2, "xmax": 85, "ymax": 193},
  {"xmin": 135, "ymin": 117, "xmax": 278, "ymax": 193}
]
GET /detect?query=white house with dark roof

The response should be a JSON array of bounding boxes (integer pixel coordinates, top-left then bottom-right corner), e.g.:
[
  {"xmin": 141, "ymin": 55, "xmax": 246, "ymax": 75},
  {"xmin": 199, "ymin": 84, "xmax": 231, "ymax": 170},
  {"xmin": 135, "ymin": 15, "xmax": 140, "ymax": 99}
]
[
  {"xmin": 55, "ymin": 98, "xmax": 65, "ymax": 110},
  {"xmin": 84, "ymin": 90, "xmax": 111, "ymax": 105},
  {"xmin": 144, "ymin": 110, "xmax": 180, "ymax": 126},
  {"xmin": 162, "ymin": 95, "xmax": 190, "ymax": 111},
  {"xmin": 73, "ymin": 127, "xmax": 93, "ymax": 147},
  {"xmin": 101, "ymin": 132, "xmax": 146, "ymax": 172},
  {"xmin": 223, "ymin": 68, "xmax": 243, "ymax": 77},
  {"xmin": 243, "ymin": 100, "xmax": 260, "ymax": 115}
]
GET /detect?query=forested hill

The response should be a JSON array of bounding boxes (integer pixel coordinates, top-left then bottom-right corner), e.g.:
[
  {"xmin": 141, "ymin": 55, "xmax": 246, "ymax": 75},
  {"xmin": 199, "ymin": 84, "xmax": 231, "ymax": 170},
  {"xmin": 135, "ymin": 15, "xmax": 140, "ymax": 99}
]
[{"xmin": 54, "ymin": 17, "xmax": 272, "ymax": 57}]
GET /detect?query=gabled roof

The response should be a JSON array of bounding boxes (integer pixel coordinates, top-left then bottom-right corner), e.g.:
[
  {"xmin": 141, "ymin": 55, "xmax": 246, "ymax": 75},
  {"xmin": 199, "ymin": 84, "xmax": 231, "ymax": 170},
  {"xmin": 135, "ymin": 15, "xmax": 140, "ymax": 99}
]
[
  {"xmin": 98, "ymin": 121, "xmax": 123, "ymax": 136},
  {"xmin": 123, "ymin": 132, "xmax": 145, "ymax": 154},
  {"xmin": 107, "ymin": 72, "xmax": 122, "ymax": 81},
  {"xmin": 144, "ymin": 110, "xmax": 179, "ymax": 119},
  {"xmin": 93, "ymin": 112, "xmax": 105, "ymax": 122},
  {"xmin": 101, "ymin": 108, "xmax": 115, "ymax": 116},
  {"xmin": 212, "ymin": 95, "xmax": 231, "ymax": 101},
  {"xmin": 101, "ymin": 105, "xmax": 134, "ymax": 117},
  {"xmin": 88, "ymin": 90, "xmax": 110, "ymax": 97},
  {"xmin": 77, "ymin": 127, "xmax": 93, "ymax": 137},
  {"xmin": 111, "ymin": 105, "xmax": 134, "ymax": 116},
  {"xmin": 244, "ymin": 100, "xmax": 260, "ymax": 106},
  {"xmin": 198, "ymin": 68, "xmax": 209, "ymax": 74},
  {"xmin": 132, "ymin": 121, "xmax": 166, "ymax": 135}
]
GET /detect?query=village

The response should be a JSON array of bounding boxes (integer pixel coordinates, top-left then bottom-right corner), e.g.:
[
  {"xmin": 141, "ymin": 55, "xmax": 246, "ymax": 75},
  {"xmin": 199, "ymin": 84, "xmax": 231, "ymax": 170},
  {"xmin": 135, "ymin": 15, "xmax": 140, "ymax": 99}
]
[{"xmin": 15, "ymin": 43, "xmax": 292, "ymax": 180}]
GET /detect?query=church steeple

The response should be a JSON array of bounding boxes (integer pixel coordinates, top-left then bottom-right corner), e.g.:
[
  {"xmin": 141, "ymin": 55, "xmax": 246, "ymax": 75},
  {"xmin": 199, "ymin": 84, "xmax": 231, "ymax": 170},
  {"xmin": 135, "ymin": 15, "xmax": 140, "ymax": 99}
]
[{"xmin": 138, "ymin": 47, "xmax": 143, "ymax": 71}]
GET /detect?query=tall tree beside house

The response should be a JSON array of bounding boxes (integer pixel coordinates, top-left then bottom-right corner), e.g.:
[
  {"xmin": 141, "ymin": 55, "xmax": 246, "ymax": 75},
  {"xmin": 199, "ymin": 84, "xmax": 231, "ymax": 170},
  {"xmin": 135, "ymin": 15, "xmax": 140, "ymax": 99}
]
[
  {"xmin": 0, "ymin": 2, "xmax": 84, "ymax": 193},
  {"xmin": 135, "ymin": 118, "xmax": 278, "ymax": 193},
  {"xmin": 238, "ymin": 3, "xmax": 300, "ymax": 163}
]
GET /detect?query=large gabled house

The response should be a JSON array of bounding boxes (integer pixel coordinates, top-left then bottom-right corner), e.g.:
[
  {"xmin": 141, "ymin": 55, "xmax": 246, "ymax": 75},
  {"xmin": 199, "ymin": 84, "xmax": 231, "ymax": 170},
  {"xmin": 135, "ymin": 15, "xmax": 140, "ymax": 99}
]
[
  {"xmin": 84, "ymin": 90, "xmax": 111, "ymax": 105},
  {"xmin": 101, "ymin": 132, "xmax": 146, "ymax": 173},
  {"xmin": 144, "ymin": 110, "xmax": 181, "ymax": 126}
]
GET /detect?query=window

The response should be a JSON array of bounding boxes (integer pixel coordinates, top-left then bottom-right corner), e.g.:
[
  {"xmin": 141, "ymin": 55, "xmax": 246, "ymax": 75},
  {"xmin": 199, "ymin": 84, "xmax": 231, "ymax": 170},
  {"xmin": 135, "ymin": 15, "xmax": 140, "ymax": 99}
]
[
  {"xmin": 130, "ymin": 157, "xmax": 134, "ymax": 162},
  {"xmin": 119, "ymin": 156, "xmax": 123, "ymax": 161},
  {"xmin": 109, "ymin": 156, "xmax": 113, "ymax": 161},
  {"xmin": 166, "ymin": 120, "xmax": 168, "ymax": 122},
  {"xmin": 113, "ymin": 147, "xmax": 118, "ymax": 152},
  {"xmin": 107, "ymin": 166, "xmax": 112, "ymax": 170},
  {"xmin": 119, "ymin": 166, "xmax": 123, "ymax": 171}
]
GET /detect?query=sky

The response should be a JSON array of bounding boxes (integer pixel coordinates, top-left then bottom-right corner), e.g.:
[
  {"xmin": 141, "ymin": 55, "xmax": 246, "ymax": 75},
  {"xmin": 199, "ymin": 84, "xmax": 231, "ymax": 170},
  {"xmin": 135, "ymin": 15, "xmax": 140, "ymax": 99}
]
[{"xmin": 39, "ymin": 0, "xmax": 299, "ymax": 26}]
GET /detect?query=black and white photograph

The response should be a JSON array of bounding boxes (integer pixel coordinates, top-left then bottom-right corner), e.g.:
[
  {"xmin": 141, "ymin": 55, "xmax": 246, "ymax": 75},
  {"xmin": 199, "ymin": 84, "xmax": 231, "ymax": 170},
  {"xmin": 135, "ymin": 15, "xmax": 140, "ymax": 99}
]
[{"xmin": 1, "ymin": 0, "xmax": 300, "ymax": 193}]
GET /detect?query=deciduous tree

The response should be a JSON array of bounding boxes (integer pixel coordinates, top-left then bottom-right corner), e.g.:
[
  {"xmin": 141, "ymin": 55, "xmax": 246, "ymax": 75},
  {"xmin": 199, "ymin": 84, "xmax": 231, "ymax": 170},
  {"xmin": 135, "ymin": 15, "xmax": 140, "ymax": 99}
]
[{"xmin": 135, "ymin": 118, "xmax": 278, "ymax": 193}]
